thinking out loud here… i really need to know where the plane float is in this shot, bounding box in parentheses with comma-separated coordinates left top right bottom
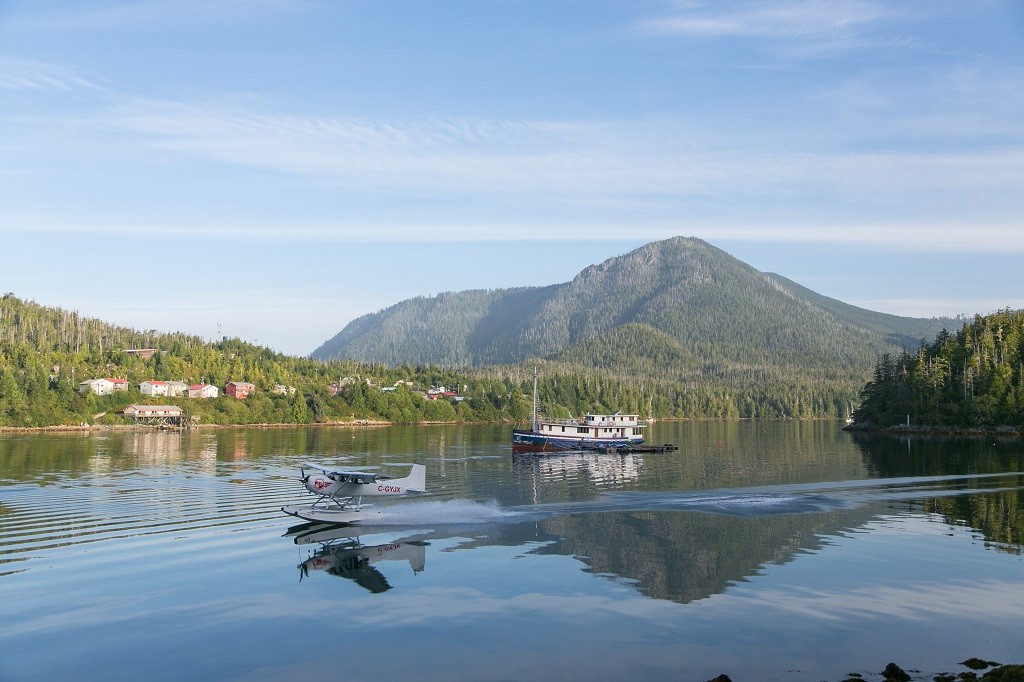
(281, 462, 427, 524)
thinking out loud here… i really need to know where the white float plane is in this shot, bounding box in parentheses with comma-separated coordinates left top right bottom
(281, 462, 427, 524)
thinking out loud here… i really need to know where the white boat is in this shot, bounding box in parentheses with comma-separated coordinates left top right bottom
(512, 369, 646, 452)
(512, 412, 647, 452)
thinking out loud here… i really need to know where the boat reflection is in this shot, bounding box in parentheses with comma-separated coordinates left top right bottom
(285, 522, 428, 593)
(512, 451, 643, 484)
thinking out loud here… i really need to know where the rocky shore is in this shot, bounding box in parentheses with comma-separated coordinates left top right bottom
(709, 659, 1024, 681)
(844, 421, 1023, 438)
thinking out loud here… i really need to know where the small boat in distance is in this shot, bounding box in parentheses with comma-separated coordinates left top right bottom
(512, 369, 646, 453)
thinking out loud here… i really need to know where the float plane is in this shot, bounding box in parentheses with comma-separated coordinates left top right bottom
(281, 462, 427, 524)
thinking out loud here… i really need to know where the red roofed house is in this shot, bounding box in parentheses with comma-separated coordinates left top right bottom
(188, 384, 219, 399)
(425, 385, 458, 400)
(225, 381, 255, 399)
(140, 380, 168, 397)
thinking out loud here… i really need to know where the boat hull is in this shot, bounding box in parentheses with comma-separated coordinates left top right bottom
(512, 428, 643, 453)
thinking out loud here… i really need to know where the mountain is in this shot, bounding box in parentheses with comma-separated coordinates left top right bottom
(312, 237, 961, 382)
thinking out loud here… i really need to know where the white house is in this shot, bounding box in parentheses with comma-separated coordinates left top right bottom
(188, 384, 219, 399)
(79, 378, 114, 395)
(166, 381, 189, 397)
(140, 380, 169, 397)
(78, 378, 129, 396)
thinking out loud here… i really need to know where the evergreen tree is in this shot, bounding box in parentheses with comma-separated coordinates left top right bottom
(854, 309, 1023, 429)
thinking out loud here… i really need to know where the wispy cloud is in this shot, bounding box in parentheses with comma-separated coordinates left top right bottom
(848, 298, 1024, 319)
(638, 0, 893, 43)
(810, 63, 1024, 142)
(99, 97, 1024, 205)
(1, 2, 1020, 258)
(104, 98, 704, 194)
(693, 223, 1024, 254)
(1, 0, 311, 32)
(4, 217, 1022, 256)
(0, 57, 103, 92)
(0, 87, 1020, 254)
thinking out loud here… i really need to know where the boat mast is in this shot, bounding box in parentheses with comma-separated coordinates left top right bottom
(531, 366, 538, 432)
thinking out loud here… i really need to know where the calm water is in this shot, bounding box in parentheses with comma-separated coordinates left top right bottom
(1, 422, 1023, 681)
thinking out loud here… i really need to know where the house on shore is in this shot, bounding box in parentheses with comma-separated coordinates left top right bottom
(425, 385, 459, 400)
(225, 381, 255, 399)
(188, 384, 219, 399)
(167, 380, 189, 397)
(140, 380, 192, 397)
(140, 380, 169, 397)
(123, 404, 183, 426)
(78, 378, 130, 396)
(123, 348, 159, 360)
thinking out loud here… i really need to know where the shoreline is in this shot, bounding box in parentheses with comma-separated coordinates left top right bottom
(844, 423, 1023, 438)
(0, 415, 797, 434)
(0, 419, 395, 434)
(4, 416, 1021, 437)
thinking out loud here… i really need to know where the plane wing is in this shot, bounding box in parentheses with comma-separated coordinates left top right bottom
(303, 463, 379, 478)
(302, 463, 404, 483)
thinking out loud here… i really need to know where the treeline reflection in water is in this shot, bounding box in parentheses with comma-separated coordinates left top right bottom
(853, 431, 1024, 555)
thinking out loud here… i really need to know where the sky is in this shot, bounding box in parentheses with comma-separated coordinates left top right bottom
(1, 1, 1022, 356)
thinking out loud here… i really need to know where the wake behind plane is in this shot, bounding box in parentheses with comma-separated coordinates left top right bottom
(281, 462, 427, 524)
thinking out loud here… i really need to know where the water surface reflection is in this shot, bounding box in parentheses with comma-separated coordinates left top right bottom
(2, 423, 1024, 681)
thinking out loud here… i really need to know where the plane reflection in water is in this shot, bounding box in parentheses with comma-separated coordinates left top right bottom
(285, 522, 428, 593)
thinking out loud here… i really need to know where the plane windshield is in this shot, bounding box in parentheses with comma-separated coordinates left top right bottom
(325, 470, 378, 484)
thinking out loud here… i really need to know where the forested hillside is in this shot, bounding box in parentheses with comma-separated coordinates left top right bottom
(1, 292, 859, 428)
(852, 308, 1024, 430)
(0, 293, 515, 427)
(312, 237, 962, 415)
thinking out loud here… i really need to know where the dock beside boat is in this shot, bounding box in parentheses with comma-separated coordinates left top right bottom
(590, 443, 678, 454)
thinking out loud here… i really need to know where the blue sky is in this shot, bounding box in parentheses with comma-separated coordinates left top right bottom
(1, 1, 1022, 355)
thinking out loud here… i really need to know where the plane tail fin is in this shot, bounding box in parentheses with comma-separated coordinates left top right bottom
(394, 463, 427, 493)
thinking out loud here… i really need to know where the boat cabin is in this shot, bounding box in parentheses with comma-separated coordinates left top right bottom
(535, 411, 645, 440)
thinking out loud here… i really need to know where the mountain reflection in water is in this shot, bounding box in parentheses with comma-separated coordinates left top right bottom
(282, 469, 1024, 604)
